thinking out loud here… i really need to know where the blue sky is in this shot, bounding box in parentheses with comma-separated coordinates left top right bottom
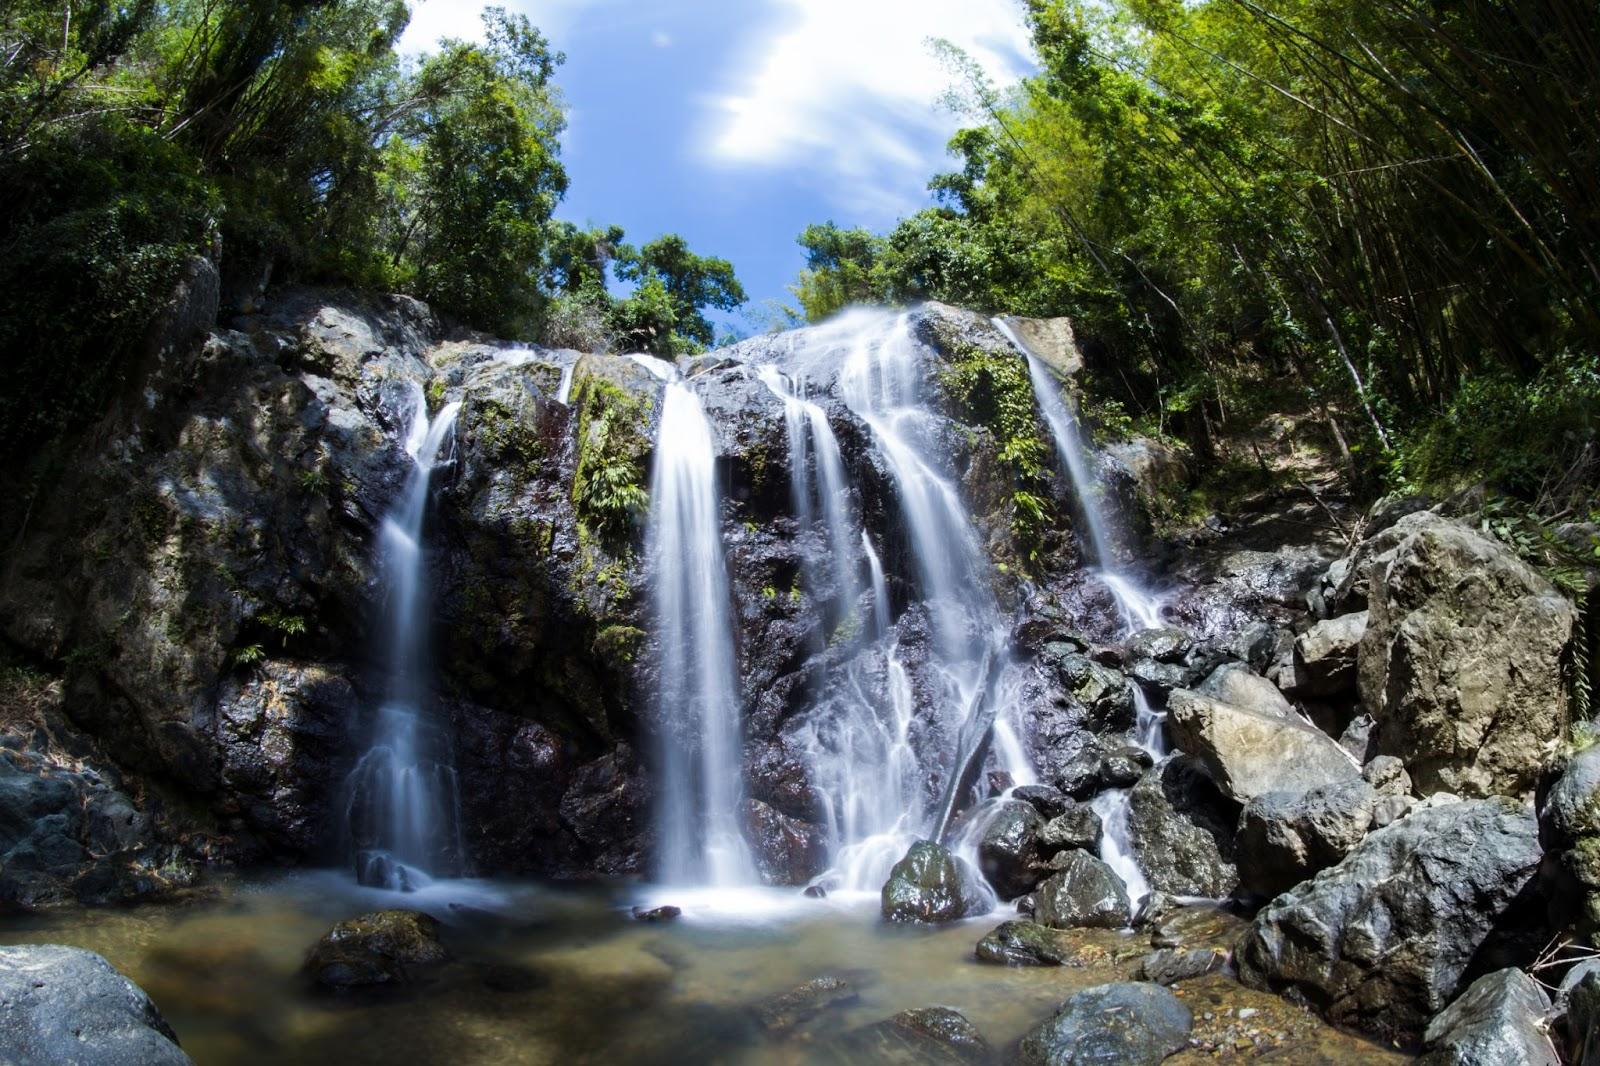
(399, 0, 1035, 334)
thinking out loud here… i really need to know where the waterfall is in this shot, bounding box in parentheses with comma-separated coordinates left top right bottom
(749, 311, 1034, 896)
(647, 375, 757, 887)
(344, 383, 464, 891)
(757, 366, 861, 628)
(992, 317, 1176, 914)
(993, 318, 1164, 631)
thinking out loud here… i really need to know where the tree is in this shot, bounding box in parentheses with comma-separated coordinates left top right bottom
(615, 234, 744, 349)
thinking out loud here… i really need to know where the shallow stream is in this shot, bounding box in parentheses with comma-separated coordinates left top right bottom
(1, 873, 1408, 1064)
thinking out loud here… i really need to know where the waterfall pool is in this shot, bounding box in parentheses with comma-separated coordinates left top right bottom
(0, 872, 1407, 1064)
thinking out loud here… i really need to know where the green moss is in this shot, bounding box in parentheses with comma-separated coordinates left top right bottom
(937, 344, 1053, 567)
(474, 395, 543, 469)
(592, 624, 645, 664)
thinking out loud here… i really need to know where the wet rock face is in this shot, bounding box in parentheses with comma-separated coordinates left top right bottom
(743, 798, 827, 886)
(304, 909, 451, 989)
(1359, 519, 1576, 798)
(1018, 981, 1193, 1066)
(1033, 851, 1130, 929)
(0, 944, 193, 1065)
(1418, 968, 1558, 1066)
(881, 840, 990, 923)
(211, 661, 358, 859)
(829, 1006, 992, 1065)
(1237, 798, 1544, 1044)
(1126, 757, 1239, 898)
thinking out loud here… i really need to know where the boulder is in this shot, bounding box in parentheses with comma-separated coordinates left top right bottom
(1018, 982, 1193, 1066)
(1237, 798, 1544, 1043)
(304, 910, 451, 989)
(974, 919, 1070, 966)
(1135, 947, 1230, 986)
(1289, 612, 1367, 696)
(976, 800, 1045, 899)
(1011, 784, 1072, 819)
(0, 944, 192, 1065)
(1359, 519, 1576, 797)
(1196, 661, 1293, 718)
(1126, 757, 1239, 898)
(1417, 968, 1558, 1065)
(1540, 744, 1600, 932)
(1168, 687, 1359, 804)
(1033, 851, 1130, 929)
(1235, 779, 1380, 898)
(1567, 972, 1600, 1065)
(881, 840, 989, 923)
(1362, 754, 1413, 798)
(1098, 746, 1150, 788)
(1038, 802, 1103, 854)
(1338, 713, 1379, 764)
(1322, 509, 1451, 615)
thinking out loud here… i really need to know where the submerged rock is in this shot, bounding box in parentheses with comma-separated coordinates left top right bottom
(881, 840, 989, 923)
(1169, 686, 1359, 804)
(1033, 851, 1130, 930)
(974, 919, 1070, 966)
(756, 975, 859, 1033)
(0, 944, 192, 1065)
(1018, 981, 1193, 1066)
(976, 800, 1045, 899)
(1359, 518, 1576, 798)
(1418, 968, 1557, 1066)
(830, 1006, 991, 1064)
(304, 910, 451, 989)
(1236, 798, 1543, 1043)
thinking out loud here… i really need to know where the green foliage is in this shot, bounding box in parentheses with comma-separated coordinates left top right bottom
(938, 344, 1054, 565)
(614, 234, 745, 353)
(571, 379, 649, 542)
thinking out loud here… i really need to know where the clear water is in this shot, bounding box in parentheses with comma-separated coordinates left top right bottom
(0, 875, 1406, 1066)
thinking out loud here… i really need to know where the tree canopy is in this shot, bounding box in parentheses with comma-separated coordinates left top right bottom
(0, 1, 744, 452)
(790, 0, 1600, 510)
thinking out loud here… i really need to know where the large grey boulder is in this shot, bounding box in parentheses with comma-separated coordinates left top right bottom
(1359, 519, 1576, 798)
(0, 944, 192, 1065)
(1321, 510, 1451, 615)
(1018, 982, 1192, 1065)
(1033, 851, 1130, 929)
(1235, 779, 1380, 898)
(881, 840, 990, 923)
(1168, 687, 1358, 804)
(1417, 968, 1558, 1065)
(1127, 757, 1238, 898)
(1196, 661, 1293, 718)
(1237, 798, 1543, 1043)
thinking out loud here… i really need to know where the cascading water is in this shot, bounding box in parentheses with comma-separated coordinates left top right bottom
(994, 316, 1170, 913)
(344, 383, 464, 892)
(752, 311, 1034, 896)
(647, 372, 757, 887)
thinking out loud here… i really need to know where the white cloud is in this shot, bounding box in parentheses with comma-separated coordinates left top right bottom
(704, 0, 1034, 219)
(397, 0, 602, 54)
(652, 30, 674, 49)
